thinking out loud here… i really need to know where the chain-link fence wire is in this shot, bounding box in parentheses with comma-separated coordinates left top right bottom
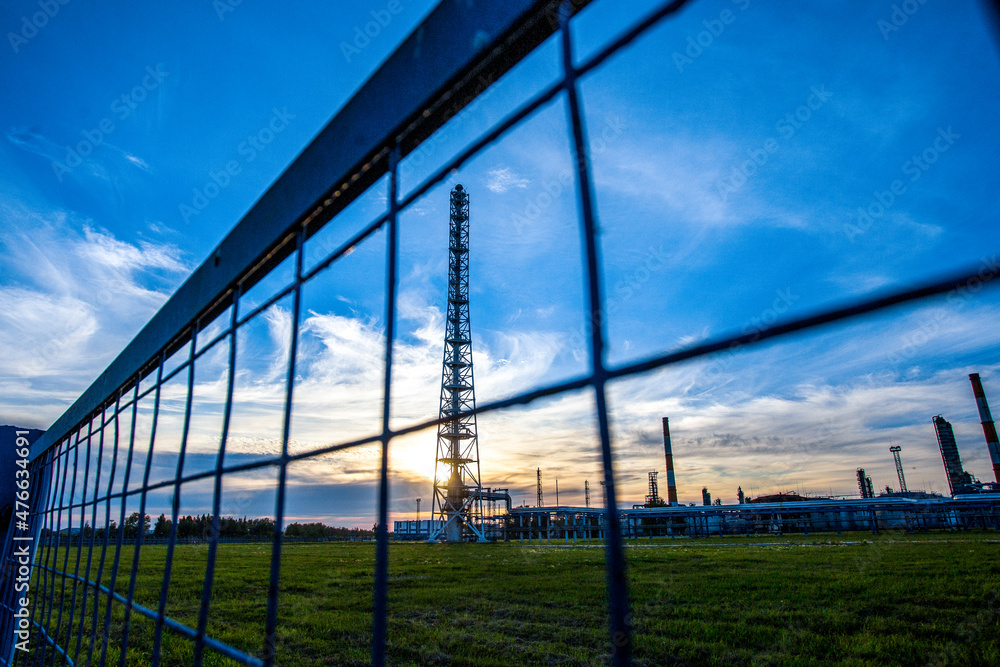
(4, 0, 1000, 665)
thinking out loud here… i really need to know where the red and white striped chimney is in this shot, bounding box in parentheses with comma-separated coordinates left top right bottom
(663, 417, 678, 505)
(969, 373, 1000, 483)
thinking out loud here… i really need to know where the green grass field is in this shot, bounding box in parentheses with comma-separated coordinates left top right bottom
(27, 532, 1000, 666)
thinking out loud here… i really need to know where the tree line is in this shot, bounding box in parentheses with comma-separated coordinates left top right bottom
(44, 512, 375, 540)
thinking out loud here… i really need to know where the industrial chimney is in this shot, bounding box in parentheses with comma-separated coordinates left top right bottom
(662, 417, 678, 505)
(969, 373, 1000, 483)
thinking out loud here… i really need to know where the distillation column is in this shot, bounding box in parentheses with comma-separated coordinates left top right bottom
(933, 416, 973, 496)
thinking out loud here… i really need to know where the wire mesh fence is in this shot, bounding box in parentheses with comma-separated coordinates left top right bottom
(3, 0, 999, 665)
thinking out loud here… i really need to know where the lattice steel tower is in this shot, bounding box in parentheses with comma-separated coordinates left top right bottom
(429, 185, 485, 542)
(890, 445, 907, 493)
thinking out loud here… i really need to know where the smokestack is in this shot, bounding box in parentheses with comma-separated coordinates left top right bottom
(662, 417, 678, 505)
(969, 373, 1000, 483)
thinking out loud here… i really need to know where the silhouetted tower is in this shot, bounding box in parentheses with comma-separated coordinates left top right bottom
(430, 185, 485, 542)
(933, 415, 975, 495)
(645, 471, 662, 507)
(416, 498, 421, 523)
(737, 486, 745, 504)
(701, 487, 711, 506)
(584, 480, 590, 508)
(536, 468, 543, 507)
(969, 373, 1000, 482)
(889, 446, 907, 493)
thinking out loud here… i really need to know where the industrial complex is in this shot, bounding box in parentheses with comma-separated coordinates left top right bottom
(394, 186, 1000, 541)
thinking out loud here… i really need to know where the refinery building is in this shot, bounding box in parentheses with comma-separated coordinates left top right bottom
(394, 187, 1000, 542)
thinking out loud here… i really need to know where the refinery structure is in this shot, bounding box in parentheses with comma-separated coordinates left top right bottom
(427, 184, 486, 542)
(395, 187, 1000, 541)
(424, 185, 511, 542)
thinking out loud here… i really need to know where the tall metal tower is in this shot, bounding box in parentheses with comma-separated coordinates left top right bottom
(645, 471, 662, 507)
(536, 468, 543, 507)
(429, 185, 485, 542)
(584, 480, 590, 509)
(889, 446, 907, 493)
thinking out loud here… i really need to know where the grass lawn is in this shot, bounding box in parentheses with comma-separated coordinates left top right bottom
(24, 532, 1000, 666)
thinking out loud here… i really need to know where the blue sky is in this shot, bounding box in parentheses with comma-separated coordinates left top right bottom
(3, 0, 1000, 527)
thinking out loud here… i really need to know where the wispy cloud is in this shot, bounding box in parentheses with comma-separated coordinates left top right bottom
(119, 149, 152, 173)
(6, 126, 153, 182)
(485, 166, 529, 193)
(5, 127, 62, 162)
(0, 199, 190, 427)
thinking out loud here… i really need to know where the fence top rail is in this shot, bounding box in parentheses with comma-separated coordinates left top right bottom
(31, 0, 586, 462)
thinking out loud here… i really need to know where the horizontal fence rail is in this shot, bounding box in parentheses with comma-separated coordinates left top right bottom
(4, 0, 1000, 666)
